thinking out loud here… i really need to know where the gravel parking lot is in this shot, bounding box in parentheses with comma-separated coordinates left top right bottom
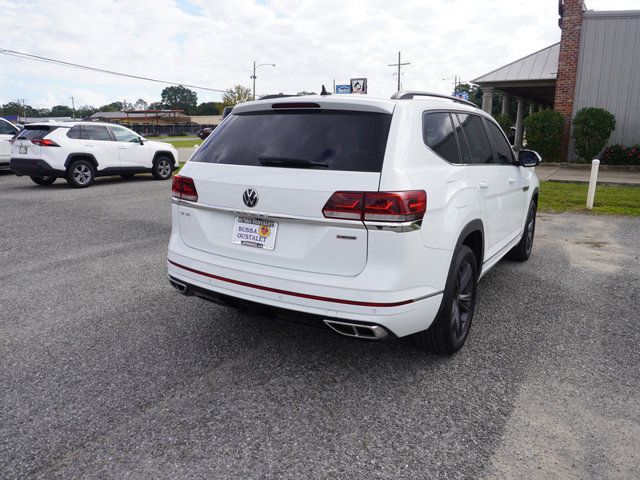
(1, 173, 639, 479)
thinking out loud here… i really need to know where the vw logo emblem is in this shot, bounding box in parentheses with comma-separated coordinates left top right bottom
(243, 188, 259, 208)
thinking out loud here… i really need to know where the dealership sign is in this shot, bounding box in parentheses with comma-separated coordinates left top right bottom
(350, 78, 367, 94)
(335, 84, 351, 94)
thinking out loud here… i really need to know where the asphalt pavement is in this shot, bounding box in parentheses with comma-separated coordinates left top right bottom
(1, 172, 638, 479)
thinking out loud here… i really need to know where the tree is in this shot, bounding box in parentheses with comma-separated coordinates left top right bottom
(0, 101, 24, 116)
(222, 85, 252, 107)
(76, 105, 97, 118)
(134, 98, 149, 110)
(160, 85, 198, 114)
(572, 107, 616, 161)
(453, 83, 482, 108)
(196, 101, 223, 115)
(492, 114, 512, 134)
(149, 101, 164, 110)
(97, 101, 130, 112)
(50, 105, 73, 117)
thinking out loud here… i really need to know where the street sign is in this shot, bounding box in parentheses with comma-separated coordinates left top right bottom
(335, 84, 351, 94)
(350, 78, 367, 94)
(453, 91, 469, 101)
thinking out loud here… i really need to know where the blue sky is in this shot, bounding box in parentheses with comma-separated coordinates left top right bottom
(0, 0, 638, 109)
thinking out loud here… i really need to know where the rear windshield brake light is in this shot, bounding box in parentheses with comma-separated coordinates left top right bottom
(323, 191, 427, 222)
(272, 102, 321, 109)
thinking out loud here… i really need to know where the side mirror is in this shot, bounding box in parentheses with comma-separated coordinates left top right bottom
(138, 137, 145, 145)
(518, 149, 541, 167)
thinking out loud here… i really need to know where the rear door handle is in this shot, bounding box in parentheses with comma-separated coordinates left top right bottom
(508, 178, 515, 184)
(118, 146, 127, 150)
(478, 182, 489, 189)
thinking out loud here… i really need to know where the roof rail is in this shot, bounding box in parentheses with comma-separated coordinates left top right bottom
(391, 91, 480, 109)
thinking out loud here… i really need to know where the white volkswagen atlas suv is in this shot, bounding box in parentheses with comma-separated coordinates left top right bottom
(10, 121, 178, 187)
(167, 92, 540, 354)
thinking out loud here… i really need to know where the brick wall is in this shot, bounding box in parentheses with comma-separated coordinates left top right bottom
(554, 0, 585, 161)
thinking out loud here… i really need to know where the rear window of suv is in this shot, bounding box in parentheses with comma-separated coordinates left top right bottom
(189, 110, 392, 172)
(17, 125, 58, 140)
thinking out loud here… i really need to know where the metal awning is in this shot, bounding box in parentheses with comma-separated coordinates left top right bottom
(472, 43, 559, 105)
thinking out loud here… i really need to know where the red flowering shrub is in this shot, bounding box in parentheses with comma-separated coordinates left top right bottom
(601, 144, 640, 165)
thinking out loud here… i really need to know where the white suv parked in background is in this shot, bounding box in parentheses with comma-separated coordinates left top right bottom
(0, 117, 20, 171)
(167, 92, 540, 354)
(10, 121, 178, 187)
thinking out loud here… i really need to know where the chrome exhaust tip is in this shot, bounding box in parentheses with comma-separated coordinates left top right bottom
(169, 277, 188, 294)
(323, 320, 389, 340)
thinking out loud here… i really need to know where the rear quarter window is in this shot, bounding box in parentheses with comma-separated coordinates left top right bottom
(423, 112, 460, 164)
(189, 110, 393, 172)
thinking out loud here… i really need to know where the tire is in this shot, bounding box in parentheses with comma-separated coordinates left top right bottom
(30, 176, 56, 186)
(507, 200, 537, 261)
(66, 160, 95, 188)
(152, 156, 173, 180)
(414, 245, 478, 355)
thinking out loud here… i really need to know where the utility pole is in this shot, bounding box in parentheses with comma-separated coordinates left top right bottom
(251, 61, 276, 100)
(70, 96, 75, 120)
(389, 51, 410, 92)
(17, 99, 26, 123)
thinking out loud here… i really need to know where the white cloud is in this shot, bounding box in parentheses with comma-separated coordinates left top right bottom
(0, 0, 638, 108)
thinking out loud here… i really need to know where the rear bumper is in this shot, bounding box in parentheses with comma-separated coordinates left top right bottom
(168, 275, 395, 337)
(167, 254, 444, 338)
(10, 158, 65, 177)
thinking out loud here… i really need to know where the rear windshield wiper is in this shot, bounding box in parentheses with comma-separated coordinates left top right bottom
(258, 156, 329, 169)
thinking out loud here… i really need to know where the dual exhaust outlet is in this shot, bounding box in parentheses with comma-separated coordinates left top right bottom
(169, 277, 389, 340)
(323, 319, 389, 340)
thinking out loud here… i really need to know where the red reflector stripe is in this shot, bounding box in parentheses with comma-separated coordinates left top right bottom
(168, 260, 414, 307)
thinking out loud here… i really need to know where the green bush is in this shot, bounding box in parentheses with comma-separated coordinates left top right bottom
(601, 144, 640, 165)
(522, 109, 564, 162)
(492, 114, 512, 135)
(572, 107, 616, 161)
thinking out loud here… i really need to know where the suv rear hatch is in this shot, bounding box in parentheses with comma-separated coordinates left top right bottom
(13, 125, 59, 158)
(177, 99, 394, 277)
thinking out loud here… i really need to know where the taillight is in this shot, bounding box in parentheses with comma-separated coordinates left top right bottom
(321, 192, 364, 220)
(323, 190, 426, 222)
(31, 139, 60, 147)
(172, 175, 198, 202)
(364, 191, 427, 221)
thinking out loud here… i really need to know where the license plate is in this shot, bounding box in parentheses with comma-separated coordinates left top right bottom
(232, 217, 278, 250)
(19, 146, 27, 154)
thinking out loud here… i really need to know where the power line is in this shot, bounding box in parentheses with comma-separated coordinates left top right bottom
(0, 48, 226, 93)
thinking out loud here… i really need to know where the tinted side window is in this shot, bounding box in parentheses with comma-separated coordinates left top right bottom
(83, 125, 112, 141)
(110, 126, 139, 142)
(452, 114, 473, 164)
(0, 121, 17, 135)
(456, 114, 493, 164)
(423, 112, 460, 164)
(484, 119, 514, 165)
(67, 125, 84, 139)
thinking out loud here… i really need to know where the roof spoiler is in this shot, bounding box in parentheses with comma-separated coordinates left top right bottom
(391, 91, 479, 109)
